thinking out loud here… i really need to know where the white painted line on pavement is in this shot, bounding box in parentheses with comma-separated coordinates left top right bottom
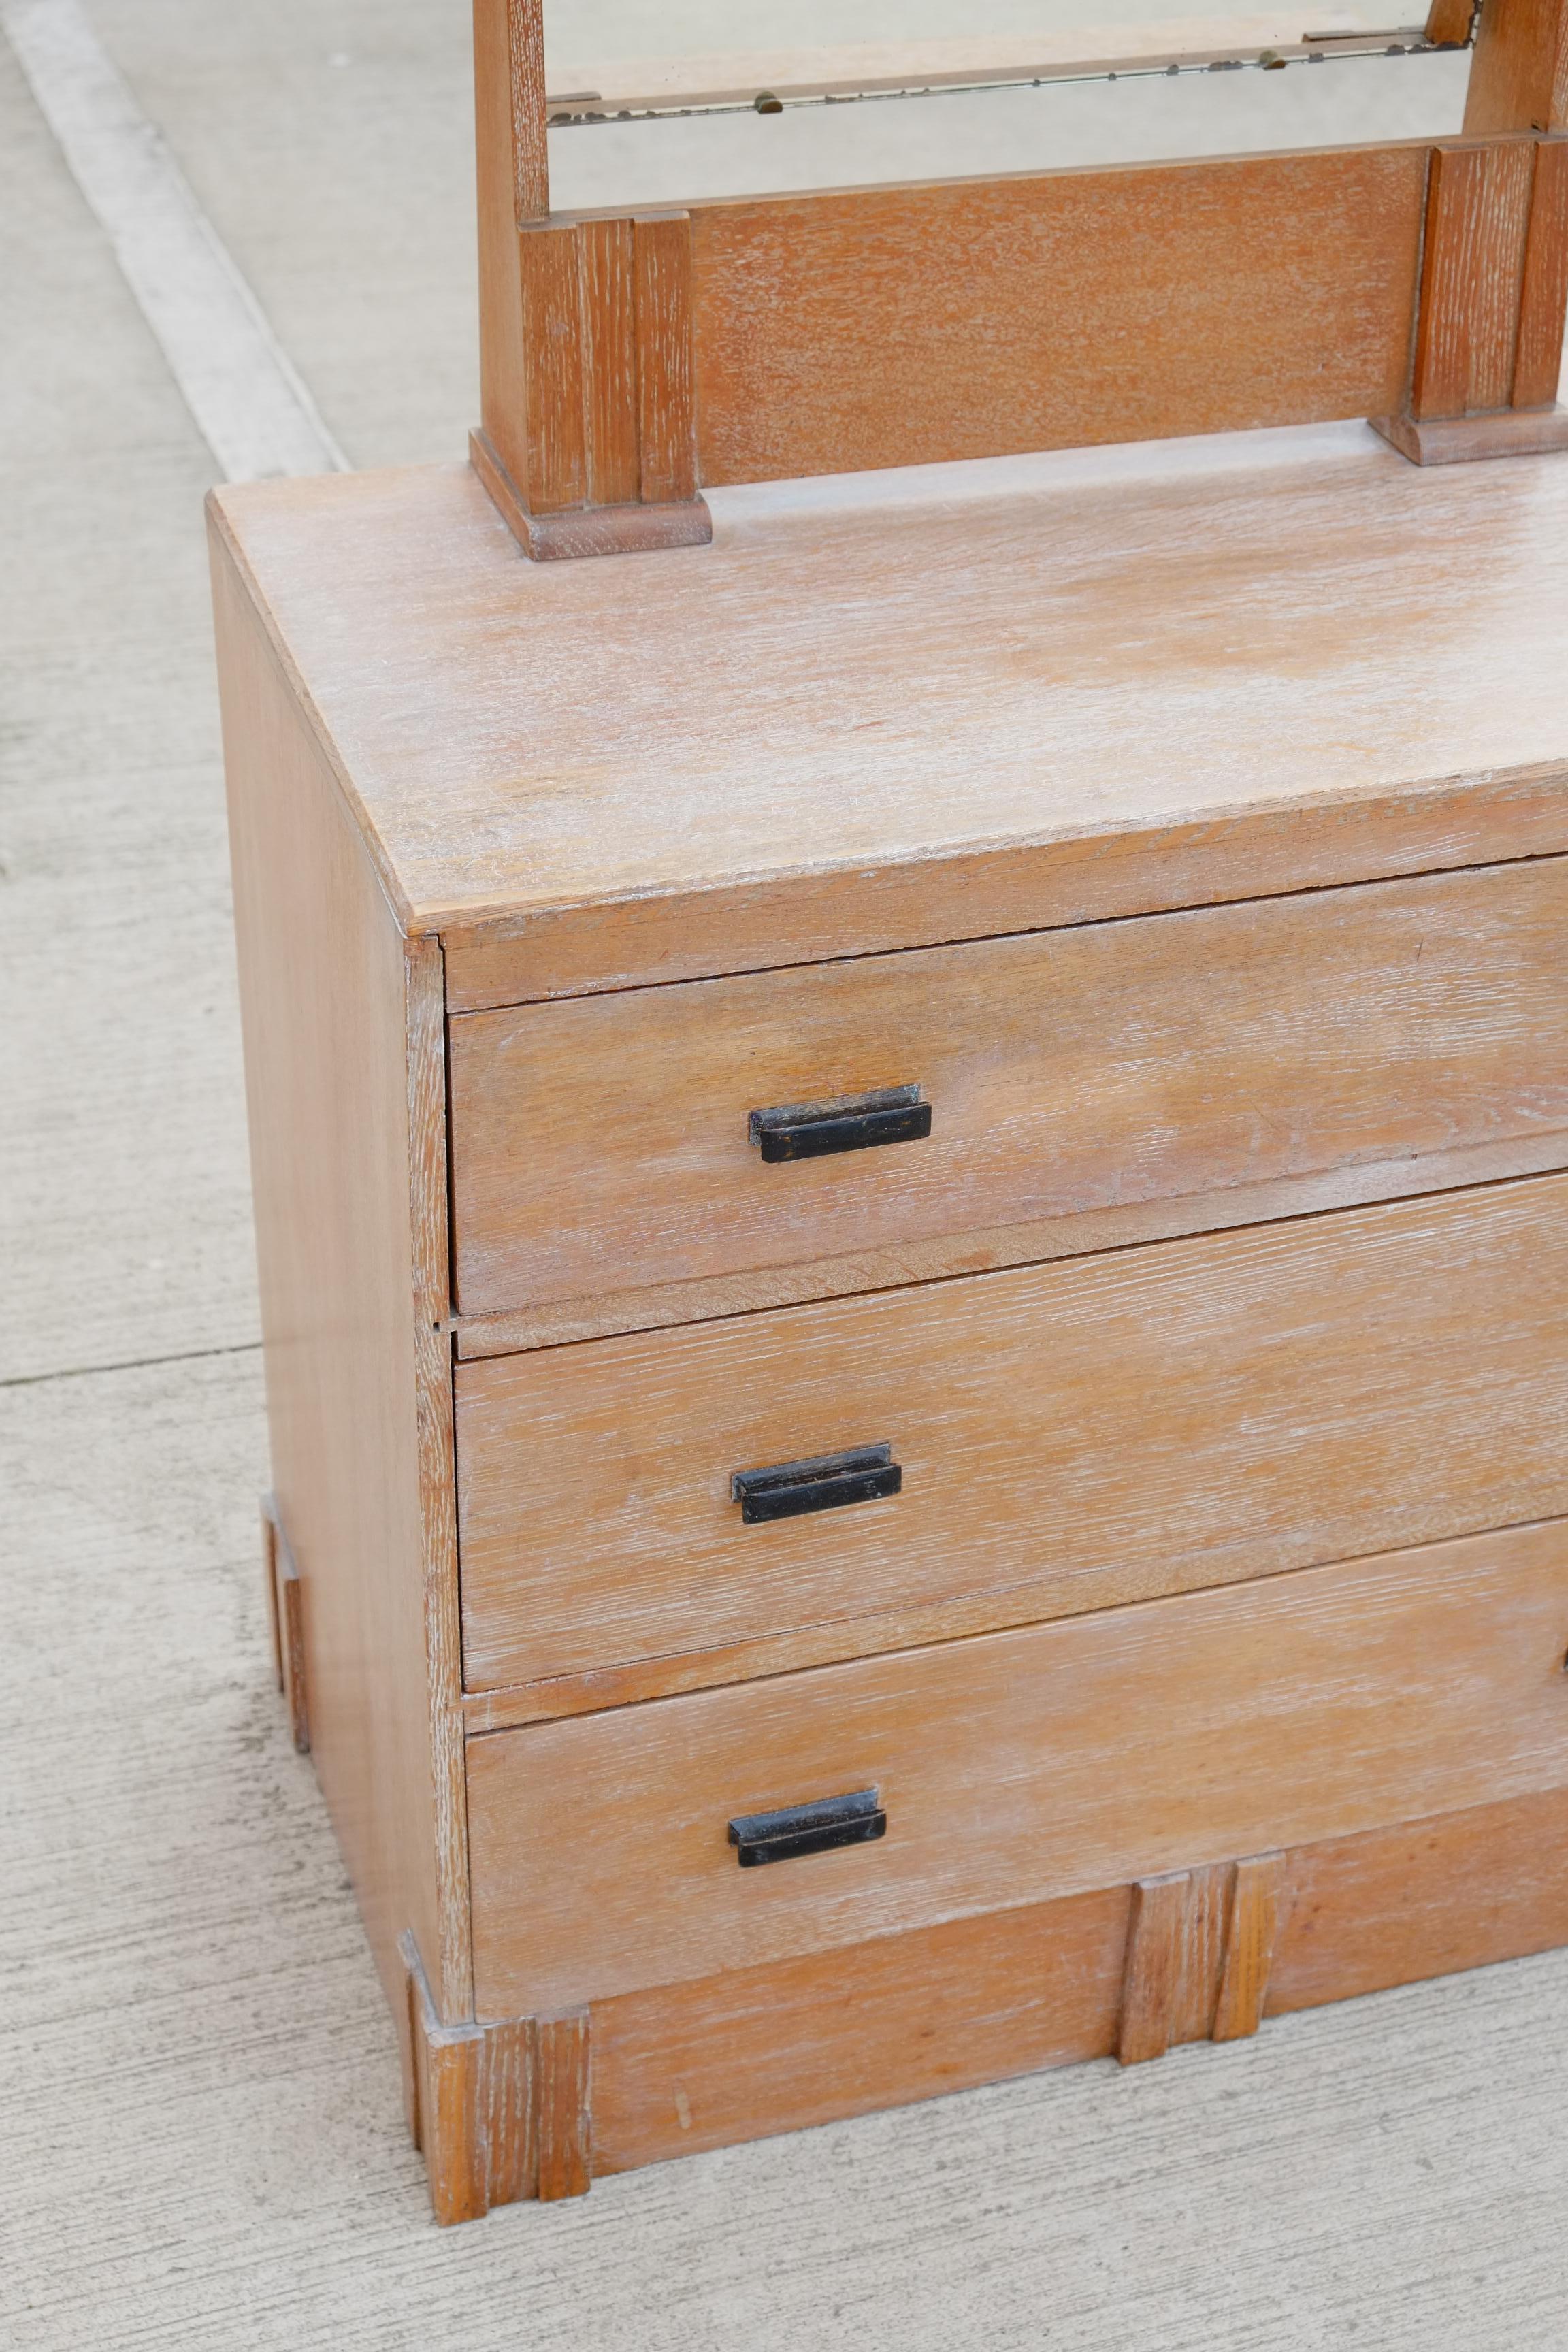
(1, 0, 349, 480)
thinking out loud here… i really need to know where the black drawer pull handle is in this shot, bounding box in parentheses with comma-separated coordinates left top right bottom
(749, 1084, 932, 1163)
(729, 1787, 886, 1867)
(732, 1442, 900, 1524)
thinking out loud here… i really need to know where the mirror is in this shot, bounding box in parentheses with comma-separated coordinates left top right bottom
(541, 4, 1473, 212)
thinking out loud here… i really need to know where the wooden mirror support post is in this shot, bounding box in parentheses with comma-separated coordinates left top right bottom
(471, 0, 1568, 561)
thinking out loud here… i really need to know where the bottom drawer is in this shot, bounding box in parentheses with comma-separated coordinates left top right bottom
(467, 1517, 1568, 2014)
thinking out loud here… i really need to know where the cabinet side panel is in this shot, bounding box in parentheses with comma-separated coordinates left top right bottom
(210, 523, 471, 2021)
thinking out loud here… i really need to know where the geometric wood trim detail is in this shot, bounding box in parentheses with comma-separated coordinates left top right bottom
(260, 1491, 309, 1754)
(1116, 1873, 1194, 2063)
(408, 1785, 1568, 2219)
(1514, 135, 1568, 402)
(472, 210, 712, 561)
(1411, 138, 1537, 420)
(1117, 1855, 1284, 2063)
(400, 1936, 590, 2224)
(1376, 128, 1568, 457)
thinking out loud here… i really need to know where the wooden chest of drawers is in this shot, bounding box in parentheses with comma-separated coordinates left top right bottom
(212, 438, 1568, 2223)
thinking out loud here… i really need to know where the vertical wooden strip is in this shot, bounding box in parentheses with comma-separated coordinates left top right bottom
(474, 0, 530, 491)
(260, 1494, 283, 1690)
(1412, 140, 1535, 417)
(1465, 0, 1568, 135)
(1213, 1852, 1286, 2042)
(1469, 138, 1537, 406)
(267, 1503, 310, 1755)
(1169, 1861, 1232, 2046)
(402, 1965, 424, 2149)
(482, 2017, 538, 2207)
(635, 212, 698, 504)
(536, 2010, 593, 2199)
(506, 0, 549, 219)
(520, 222, 587, 512)
(278, 1561, 310, 1756)
(402, 1936, 489, 2225)
(581, 219, 640, 508)
(1117, 1874, 1188, 2065)
(1413, 146, 1478, 414)
(1514, 135, 1568, 402)
(406, 938, 474, 2024)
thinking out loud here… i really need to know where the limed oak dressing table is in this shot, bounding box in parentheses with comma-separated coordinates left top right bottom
(214, 0, 1568, 2223)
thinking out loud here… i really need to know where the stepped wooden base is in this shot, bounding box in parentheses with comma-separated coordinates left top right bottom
(402, 1782, 1568, 2225)
(469, 431, 712, 561)
(1371, 405, 1568, 466)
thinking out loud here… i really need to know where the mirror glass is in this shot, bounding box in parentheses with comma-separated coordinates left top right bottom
(542, 4, 1472, 212)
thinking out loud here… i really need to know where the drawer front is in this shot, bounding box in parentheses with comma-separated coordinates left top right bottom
(447, 858, 1568, 1319)
(466, 1519, 1568, 2011)
(455, 1174, 1568, 1695)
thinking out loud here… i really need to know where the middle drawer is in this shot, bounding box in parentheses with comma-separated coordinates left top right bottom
(455, 1172, 1568, 1699)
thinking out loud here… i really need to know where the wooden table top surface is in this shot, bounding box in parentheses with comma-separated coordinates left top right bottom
(210, 427, 1568, 944)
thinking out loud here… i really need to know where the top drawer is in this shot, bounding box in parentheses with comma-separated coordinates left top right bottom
(448, 858, 1568, 1322)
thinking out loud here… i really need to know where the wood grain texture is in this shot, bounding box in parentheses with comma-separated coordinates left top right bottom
(455, 1128, 1568, 1370)
(1426, 0, 1477, 42)
(1411, 138, 1535, 419)
(685, 145, 1427, 485)
(1118, 1859, 1279, 2060)
(1514, 134, 1568, 403)
(1268, 1782, 1568, 2013)
(536, 2012, 593, 2201)
(585, 1784, 1568, 2180)
(518, 220, 586, 514)
(208, 457, 1568, 970)
(473, 0, 530, 498)
(466, 1516, 1568, 2012)
(482, 2014, 536, 2208)
(211, 517, 472, 2024)
(634, 212, 698, 505)
(402, 1934, 538, 2222)
(406, 1938, 488, 2225)
(456, 1176, 1568, 1696)
(1117, 1877, 1190, 2065)
(580, 216, 638, 509)
(477, 210, 711, 548)
(405, 938, 471, 2017)
(1213, 1854, 1286, 2042)
(1465, 0, 1568, 133)
(592, 1884, 1130, 2175)
(448, 858, 1568, 1322)
(505, 0, 547, 220)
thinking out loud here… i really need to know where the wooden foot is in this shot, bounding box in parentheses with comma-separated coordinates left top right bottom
(1117, 1851, 1284, 2064)
(260, 1494, 309, 1753)
(401, 1936, 591, 2224)
(470, 430, 712, 561)
(1370, 404, 1568, 466)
